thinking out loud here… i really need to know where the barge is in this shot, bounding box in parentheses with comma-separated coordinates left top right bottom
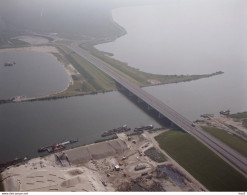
(101, 125, 131, 137)
(38, 138, 78, 153)
(220, 110, 230, 116)
(134, 125, 153, 132)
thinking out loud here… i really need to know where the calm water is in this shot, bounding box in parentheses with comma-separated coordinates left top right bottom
(0, 51, 69, 99)
(1, 0, 247, 163)
(0, 92, 161, 162)
(96, 0, 247, 117)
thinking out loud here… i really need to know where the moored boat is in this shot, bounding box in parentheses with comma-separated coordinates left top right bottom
(101, 125, 131, 137)
(134, 125, 153, 132)
(38, 138, 78, 153)
(220, 110, 230, 115)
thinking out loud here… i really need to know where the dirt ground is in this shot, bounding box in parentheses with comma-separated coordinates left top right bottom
(1, 129, 206, 192)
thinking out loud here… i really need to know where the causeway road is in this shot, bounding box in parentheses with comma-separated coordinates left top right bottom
(68, 44, 247, 178)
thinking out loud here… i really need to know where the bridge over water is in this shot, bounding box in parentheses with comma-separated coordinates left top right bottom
(68, 44, 247, 178)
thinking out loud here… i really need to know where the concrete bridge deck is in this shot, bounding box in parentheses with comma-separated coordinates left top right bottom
(68, 44, 247, 178)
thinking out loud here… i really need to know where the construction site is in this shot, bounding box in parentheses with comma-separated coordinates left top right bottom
(1, 129, 205, 192)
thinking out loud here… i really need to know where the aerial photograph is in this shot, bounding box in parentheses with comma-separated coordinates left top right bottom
(0, 0, 247, 193)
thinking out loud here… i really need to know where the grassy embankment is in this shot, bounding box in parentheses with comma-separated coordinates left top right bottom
(229, 112, 247, 129)
(47, 45, 117, 98)
(155, 130, 247, 191)
(81, 44, 224, 87)
(201, 126, 247, 157)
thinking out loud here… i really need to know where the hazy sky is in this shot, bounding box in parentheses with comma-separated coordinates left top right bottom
(0, 0, 164, 37)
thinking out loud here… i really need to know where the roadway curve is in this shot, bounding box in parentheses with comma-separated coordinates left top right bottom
(68, 44, 247, 178)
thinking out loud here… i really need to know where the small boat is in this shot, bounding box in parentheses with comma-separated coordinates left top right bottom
(4, 62, 13, 66)
(4, 61, 16, 66)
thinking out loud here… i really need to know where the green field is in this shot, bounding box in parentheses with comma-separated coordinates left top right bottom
(201, 126, 247, 157)
(155, 130, 247, 191)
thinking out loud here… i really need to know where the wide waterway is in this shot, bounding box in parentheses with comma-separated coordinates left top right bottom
(0, 92, 161, 163)
(96, 0, 247, 118)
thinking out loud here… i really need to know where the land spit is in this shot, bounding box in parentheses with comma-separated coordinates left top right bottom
(0, 130, 205, 192)
(0, 44, 224, 105)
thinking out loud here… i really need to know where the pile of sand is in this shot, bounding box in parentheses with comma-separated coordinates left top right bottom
(65, 139, 128, 165)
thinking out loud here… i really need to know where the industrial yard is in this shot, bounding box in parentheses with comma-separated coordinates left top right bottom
(0, 129, 204, 192)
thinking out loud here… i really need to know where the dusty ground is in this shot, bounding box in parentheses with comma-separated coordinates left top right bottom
(1, 129, 206, 192)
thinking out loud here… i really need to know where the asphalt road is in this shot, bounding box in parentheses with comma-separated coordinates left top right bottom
(68, 44, 247, 178)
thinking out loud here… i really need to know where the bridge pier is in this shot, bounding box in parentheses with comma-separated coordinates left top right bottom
(158, 112, 164, 119)
(128, 91, 133, 96)
(116, 83, 126, 91)
(137, 97, 143, 103)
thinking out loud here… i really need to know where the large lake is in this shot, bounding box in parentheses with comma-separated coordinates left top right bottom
(96, 0, 247, 118)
